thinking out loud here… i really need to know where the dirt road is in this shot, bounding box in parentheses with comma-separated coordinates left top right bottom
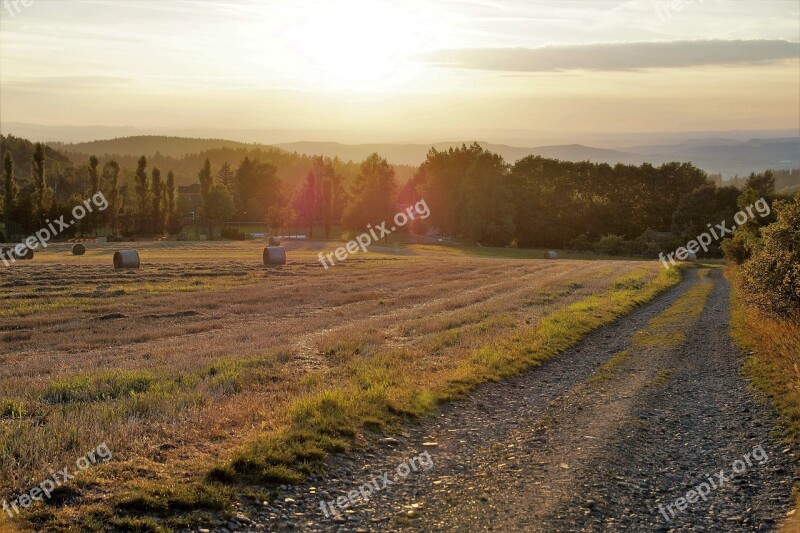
(254, 269, 796, 532)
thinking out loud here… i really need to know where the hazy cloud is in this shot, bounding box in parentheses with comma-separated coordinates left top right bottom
(421, 40, 800, 72)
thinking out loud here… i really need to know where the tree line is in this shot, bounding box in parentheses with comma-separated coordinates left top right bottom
(1, 138, 793, 257)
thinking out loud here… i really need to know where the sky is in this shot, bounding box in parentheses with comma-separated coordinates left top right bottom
(0, 0, 799, 145)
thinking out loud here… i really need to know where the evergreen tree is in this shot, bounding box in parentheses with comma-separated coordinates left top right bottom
(103, 160, 120, 234)
(296, 172, 318, 238)
(87, 155, 100, 234)
(343, 153, 397, 238)
(3, 151, 16, 241)
(31, 143, 47, 224)
(151, 167, 164, 235)
(217, 162, 236, 194)
(321, 178, 333, 239)
(134, 156, 149, 235)
(166, 170, 179, 235)
(198, 158, 213, 237)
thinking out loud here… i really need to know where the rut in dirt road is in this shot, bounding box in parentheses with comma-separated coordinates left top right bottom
(256, 269, 796, 532)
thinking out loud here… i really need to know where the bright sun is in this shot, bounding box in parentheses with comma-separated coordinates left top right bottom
(289, 0, 424, 90)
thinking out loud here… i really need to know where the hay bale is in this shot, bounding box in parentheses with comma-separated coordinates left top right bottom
(72, 244, 86, 256)
(543, 250, 558, 259)
(263, 246, 286, 266)
(113, 249, 140, 269)
(268, 236, 281, 246)
(3, 245, 34, 260)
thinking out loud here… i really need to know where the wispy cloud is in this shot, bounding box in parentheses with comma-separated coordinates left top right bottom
(421, 39, 800, 72)
(2, 76, 133, 90)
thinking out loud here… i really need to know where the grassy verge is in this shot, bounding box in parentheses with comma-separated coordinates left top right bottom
(12, 265, 687, 531)
(728, 268, 800, 531)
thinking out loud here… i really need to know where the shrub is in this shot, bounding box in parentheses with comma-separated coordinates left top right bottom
(722, 230, 759, 265)
(569, 233, 592, 252)
(220, 227, 246, 241)
(738, 193, 800, 319)
(595, 234, 626, 256)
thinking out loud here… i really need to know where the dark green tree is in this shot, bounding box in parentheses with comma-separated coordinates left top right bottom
(198, 158, 213, 237)
(296, 172, 318, 238)
(134, 156, 149, 235)
(3, 151, 16, 241)
(166, 170, 180, 235)
(744, 170, 775, 198)
(151, 167, 164, 235)
(87, 155, 100, 234)
(205, 184, 235, 237)
(321, 178, 333, 239)
(31, 143, 48, 224)
(216, 161, 236, 196)
(102, 160, 120, 234)
(343, 153, 397, 238)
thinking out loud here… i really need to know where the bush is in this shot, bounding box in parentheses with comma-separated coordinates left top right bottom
(721, 231, 758, 265)
(595, 234, 627, 256)
(569, 233, 592, 252)
(220, 227, 246, 241)
(738, 193, 800, 319)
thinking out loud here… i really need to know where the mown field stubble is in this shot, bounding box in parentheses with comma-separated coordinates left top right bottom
(0, 241, 683, 530)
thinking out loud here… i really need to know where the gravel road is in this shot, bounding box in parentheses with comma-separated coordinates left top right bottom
(240, 269, 796, 532)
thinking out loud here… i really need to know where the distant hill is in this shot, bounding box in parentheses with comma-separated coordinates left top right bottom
(52, 136, 276, 159)
(273, 141, 642, 167)
(54, 139, 418, 188)
(276, 138, 800, 177)
(0, 134, 73, 180)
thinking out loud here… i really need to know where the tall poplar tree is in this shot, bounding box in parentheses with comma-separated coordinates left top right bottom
(134, 156, 149, 235)
(3, 151, 16, 241)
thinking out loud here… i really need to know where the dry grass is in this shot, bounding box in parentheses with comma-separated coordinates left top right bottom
(0, 241, 683, 530)
(727, 268, 800, 530)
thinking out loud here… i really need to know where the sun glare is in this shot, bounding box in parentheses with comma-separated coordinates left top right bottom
(288, 0, 424, 90)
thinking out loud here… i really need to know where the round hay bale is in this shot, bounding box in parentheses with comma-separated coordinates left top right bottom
(543, 250, 558, 259)
(0, 246, 31, 261)
(263, 246, 286, 266)
(113, 249, 140, 269)
(72, 244, 86, 256)
(11, 246, 34, 260)
(268, 236, 281, 246)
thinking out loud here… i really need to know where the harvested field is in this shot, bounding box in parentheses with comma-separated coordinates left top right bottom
(0, 241, 675, 530)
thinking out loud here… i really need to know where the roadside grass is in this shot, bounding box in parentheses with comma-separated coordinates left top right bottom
(728, 268, 800, 531)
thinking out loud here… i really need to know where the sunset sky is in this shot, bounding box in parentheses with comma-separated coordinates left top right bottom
(0, 0, 798, 144)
